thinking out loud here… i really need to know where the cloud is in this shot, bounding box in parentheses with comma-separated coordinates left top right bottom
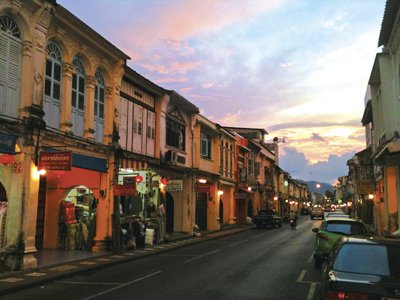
(311, 133, 327, 142)
(280, 147, 355, 184)
(219, 111, 242, 125)
(323, 13, 349, 31)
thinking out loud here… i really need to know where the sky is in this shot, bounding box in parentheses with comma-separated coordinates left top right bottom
(57, 0, 386, 185)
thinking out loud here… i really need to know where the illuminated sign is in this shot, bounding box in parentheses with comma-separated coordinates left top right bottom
(39, 151, 72, 170)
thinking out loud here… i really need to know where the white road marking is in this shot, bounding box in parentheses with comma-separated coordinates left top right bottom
(307, 282, 317, 300)
(229, 240, 248, 247)
(248, 232, 267, 239)
(58, 281, 122, 285)
(184, 250, 219, 263)
(81, 271, 162, 300)
(296, 270, 306, 282)
(308, 253, 314, 263)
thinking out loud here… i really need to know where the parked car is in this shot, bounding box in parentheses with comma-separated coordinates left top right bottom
(253, 209, 282, 229)
(324, 212, 350, 219)
(320, 236, 400, 299)
(300, 207, 310, 215)
(310, 207, 324, 220)
(312, 217, 370, 268)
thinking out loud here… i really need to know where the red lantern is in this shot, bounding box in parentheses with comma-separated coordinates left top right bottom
(0, 154, 15, 165)
(135, 175, 143, 183)
(160, 177, 169, 185)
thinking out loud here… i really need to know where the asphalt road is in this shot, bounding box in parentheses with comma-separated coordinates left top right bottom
(4, 216, 323, 300)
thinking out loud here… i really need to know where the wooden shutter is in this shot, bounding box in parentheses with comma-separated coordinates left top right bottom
(0, 35, 21, 117)
(119, 97, 128, 149)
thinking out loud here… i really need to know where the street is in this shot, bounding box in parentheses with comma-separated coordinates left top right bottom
(3, 216, 322, 300)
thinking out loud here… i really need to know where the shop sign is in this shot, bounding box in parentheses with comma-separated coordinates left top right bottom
(166, 179, 183, 192)
(39, 151, 72, 170)
(357, 180, 374, 194)
(114, 184, 136, 196)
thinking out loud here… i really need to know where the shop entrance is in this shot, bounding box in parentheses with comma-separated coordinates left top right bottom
(35, 176, 47, 250)
(238, 199, 246, 224)
(219, 199, 224, 224)
(0, 181, 7, 249)
(166, 192, 174, 233)
(195, 192, 207, 230)
(59, 185, 97, 251)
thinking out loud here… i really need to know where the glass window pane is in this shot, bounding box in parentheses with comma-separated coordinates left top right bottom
(45, 79, 51, 96)
(94, 103, 98, 116)
(78, 77, 85, 93)
(53, 83, 60, 100)
(78, 94, 84, 110)
(46, 60, 52, 77)
(99, 104, 104, 118)
(54, 63, 61, 81)
(95, 86, 98, 100)
(72, 74, 77, 90)
(100, 88, 104, 102)
(72, 91, 76, 107)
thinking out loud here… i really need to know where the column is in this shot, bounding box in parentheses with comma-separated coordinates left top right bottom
(60, 63, 74, 133)
(84, 75, 96, 140)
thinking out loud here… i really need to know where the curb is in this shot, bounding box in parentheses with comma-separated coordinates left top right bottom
(0, 226, 253, 296)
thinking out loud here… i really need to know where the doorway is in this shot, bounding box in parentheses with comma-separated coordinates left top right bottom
(219, 199, 224, 224)
(166, 192, 174, 233)
(35, 176, 47, 250)
(195, 192, 207, 230)
(0, 181, 7, 249)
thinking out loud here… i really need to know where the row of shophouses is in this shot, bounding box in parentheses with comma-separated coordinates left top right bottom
(0, 0, 308, 270)
(335, 0, 400, 236)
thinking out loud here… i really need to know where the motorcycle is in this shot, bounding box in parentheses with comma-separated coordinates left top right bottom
(289, 218, 297, 229)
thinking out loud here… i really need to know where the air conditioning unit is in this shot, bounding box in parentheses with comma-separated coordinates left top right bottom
(165, 150, 178, 163)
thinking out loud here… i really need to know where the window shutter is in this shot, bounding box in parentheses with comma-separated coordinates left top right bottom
(119, 98, 128, 149)
(0, 35, 21, 117)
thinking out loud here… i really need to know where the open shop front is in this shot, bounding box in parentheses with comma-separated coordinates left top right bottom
(113, 170, 167, 251)
(37, 151, 107, 252)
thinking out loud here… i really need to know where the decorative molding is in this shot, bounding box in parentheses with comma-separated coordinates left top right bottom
(62, 62, 75, 76)
(22, 41, 33, 57)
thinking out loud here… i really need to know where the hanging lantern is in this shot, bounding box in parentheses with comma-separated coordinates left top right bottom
(0, 154, 15, 165)
(160, 177, 169, 185)
(135, 175, 144, 183)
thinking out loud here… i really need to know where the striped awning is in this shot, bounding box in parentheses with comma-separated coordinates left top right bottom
(119, 158, 148, 170)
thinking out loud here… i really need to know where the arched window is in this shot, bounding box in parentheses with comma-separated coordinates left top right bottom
(71, 57, 86, 136)
(44, 41, 62, 128)
(94, 69, 105, 143)
(0, 15, 22, 117)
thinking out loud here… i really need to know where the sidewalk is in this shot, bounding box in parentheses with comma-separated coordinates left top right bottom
(0, 225, 253, 296)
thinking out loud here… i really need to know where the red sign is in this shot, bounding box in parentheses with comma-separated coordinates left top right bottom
(114, 184, 136, 196)
(39, 151, 72, 170)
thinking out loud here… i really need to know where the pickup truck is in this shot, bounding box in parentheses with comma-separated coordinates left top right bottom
(253, 209, 282, 229)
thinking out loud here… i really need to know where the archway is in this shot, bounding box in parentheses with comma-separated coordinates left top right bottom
(59, 185, 97, 251)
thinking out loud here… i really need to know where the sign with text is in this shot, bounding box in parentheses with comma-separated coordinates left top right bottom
(114, 184, 136, 196)
(166, 179, 183, 192)
(39, 151, 72, 170)
(357, 180, 375, 194)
